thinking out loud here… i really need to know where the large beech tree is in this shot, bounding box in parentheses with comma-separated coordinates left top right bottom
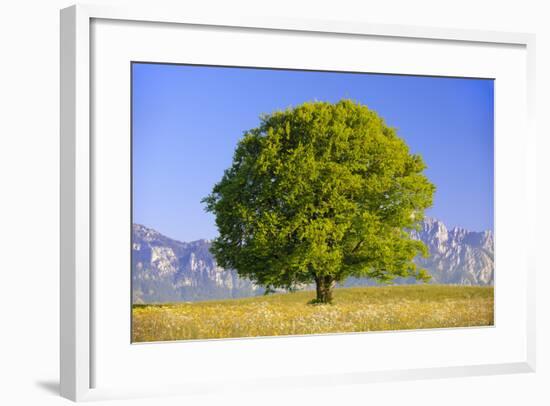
(203, 100, 435, 303)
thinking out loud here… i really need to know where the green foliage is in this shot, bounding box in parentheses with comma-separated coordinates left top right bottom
(203, 100, 435, 301)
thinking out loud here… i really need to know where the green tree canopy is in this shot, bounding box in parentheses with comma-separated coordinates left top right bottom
(203, 100, 435, 303)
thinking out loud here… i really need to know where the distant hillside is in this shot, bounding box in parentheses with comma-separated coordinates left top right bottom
(132, 225, 262, 303)
(132, 218, 494, 303)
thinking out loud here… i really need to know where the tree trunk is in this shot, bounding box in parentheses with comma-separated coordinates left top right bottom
(315, 276, 335, 304)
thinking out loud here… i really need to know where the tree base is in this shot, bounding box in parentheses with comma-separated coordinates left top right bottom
(314, 276, 335, 304)
(307, 298, 334, 305)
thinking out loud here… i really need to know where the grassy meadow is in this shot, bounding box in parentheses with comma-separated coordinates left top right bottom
(132, 284, 494, 342)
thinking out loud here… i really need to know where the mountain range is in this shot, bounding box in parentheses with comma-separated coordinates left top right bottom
(132, 218, 494, 304)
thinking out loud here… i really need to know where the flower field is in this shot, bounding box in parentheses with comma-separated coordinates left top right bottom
(132, 284, 494, 342)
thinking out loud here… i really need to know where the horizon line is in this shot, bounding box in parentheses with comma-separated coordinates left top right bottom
(132, 217, 494, 245)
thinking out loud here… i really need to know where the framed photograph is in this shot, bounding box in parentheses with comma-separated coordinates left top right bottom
(60, 4, 536, 402)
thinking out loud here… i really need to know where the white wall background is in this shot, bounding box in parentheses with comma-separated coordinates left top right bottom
(0, 0, 547, 405)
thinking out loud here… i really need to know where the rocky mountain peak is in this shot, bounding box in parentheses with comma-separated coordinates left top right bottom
(132, 218, 494, 303)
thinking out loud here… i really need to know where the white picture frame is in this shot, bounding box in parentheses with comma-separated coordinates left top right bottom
(60, 4, 536, 402)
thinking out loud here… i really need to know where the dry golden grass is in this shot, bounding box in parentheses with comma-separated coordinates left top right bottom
(132, 284, 494, 342)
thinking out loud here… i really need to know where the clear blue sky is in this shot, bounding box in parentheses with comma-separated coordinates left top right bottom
(132, 63, 494, 242)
